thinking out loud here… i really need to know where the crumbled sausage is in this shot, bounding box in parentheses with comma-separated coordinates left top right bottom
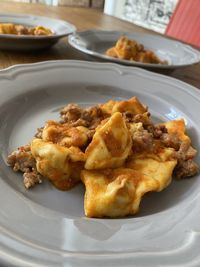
(125, 112, 151, 126)
(7, 145, 43, 189)
(160, 132, 180, 149)
(159, 133, 199, 179)
(174, 159, 199, 179)
(7, 145, 36, 172)
(176, 141, 197, 161)
(132, 129, 154, 153)
(60, 104, 107, 129)
(35, 127, 44, 138)
(147, 124, 168, 139)
(60, 104, 82, 123)
(23, 170, 43, 189)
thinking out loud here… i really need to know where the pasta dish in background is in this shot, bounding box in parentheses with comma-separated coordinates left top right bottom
(106, 36, 168, 64)
(0, 23, 53, 36)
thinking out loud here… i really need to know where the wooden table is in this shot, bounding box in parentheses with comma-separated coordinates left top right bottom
(0, 1, 200, 89)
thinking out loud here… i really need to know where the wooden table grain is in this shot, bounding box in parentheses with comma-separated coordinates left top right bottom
(0, 1, 200, 89)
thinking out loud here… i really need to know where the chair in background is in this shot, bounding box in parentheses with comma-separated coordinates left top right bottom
(165, 0, 200, 47)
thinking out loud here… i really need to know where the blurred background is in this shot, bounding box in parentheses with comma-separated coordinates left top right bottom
(4, 0, 178, 34)
(104, 0, 179, 34)
(3, 0, 200, 47)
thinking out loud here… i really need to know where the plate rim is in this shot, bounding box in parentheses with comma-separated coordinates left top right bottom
(1, 59, 200, 94)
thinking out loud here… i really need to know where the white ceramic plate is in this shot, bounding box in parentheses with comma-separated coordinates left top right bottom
(0, 60, 200, 267)
(68, 30, 200, 69)
(0, 13, 76, 50)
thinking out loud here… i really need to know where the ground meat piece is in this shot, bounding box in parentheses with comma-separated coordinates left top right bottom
(169, 138, 199, 179)
(7, 145, 36, 173)
(184, 146, 197, 160)
(160, 132, 180, 149)
(60, 104, 82, 123)
(153, 125, 168, 138)
(7, 145, 43, 189)
(23, 169, 43, 189)
(176, 141, 197, 161)
(132, 129, 154, 153)
(35, 127, 44, 138)
(147, 124, 168, 139)
(174, 159, 199, 179)
(68, 118, 89, 127)
(125, 112, 151, 125)
(82, 106, 105, 129)
(160, 129, 197, 162)
(82, 106, 100, 121)
(60, 104, 107, 129)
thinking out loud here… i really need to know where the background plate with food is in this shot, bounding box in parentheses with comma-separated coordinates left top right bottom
(68, 30, 200, 69)
(0, 13, 76, 50)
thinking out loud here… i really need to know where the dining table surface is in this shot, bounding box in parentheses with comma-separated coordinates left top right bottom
(0, 1, 200, 89)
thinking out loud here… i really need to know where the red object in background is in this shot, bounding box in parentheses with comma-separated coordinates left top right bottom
(165, 0, 200, 47)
